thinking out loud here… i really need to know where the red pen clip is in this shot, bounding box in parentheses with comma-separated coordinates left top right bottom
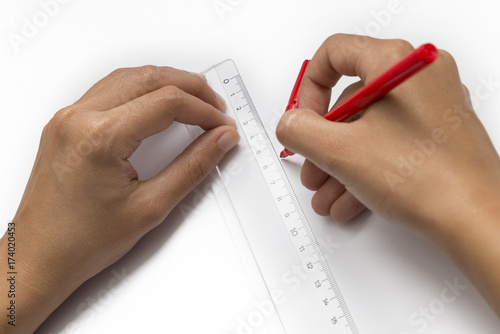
(280, 59, 310, 158)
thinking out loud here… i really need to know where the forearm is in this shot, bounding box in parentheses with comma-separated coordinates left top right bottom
(0, 224, 83, 333)
(437, 186, 500, 316)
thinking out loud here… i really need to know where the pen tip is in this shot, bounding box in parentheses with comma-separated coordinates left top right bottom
(280, 149, 295, 158)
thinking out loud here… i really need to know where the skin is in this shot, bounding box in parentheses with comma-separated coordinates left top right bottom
(276, 34, 500, 316)
(0, 66, 240, 333)
(1, 34, 499, 332)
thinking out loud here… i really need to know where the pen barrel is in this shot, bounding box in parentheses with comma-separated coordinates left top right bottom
(286, 59, 310, 110)
(324, 43, 438, 122)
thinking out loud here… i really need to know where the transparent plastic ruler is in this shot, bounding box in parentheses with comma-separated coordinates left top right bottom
(202, 60, 359, 334)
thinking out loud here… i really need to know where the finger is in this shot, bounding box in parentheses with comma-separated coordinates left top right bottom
(109, 85, 236, 158)
(311, 176, 347, 216)
(299, 81, 365, 191)
(78, 66, 226, 111)
(462, 83, 473, 107)
(129, 125, 240, 229)
(332, 81, 365, 121)
(299, 34, 415, 114)
(301, 159, 329, 191)
(329, 191, 366, 222)
(276, 108, 355, 178)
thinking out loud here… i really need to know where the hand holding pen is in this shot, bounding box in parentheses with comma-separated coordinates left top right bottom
(280, 43, 438, 158)
(276, 33, 500, 316)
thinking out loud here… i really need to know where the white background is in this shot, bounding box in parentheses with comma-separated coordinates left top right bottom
(1, 0, 500, 333)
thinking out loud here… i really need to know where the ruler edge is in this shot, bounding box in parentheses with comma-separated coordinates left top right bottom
(210, 59, 360, 334)
(201, 62, 290, 334)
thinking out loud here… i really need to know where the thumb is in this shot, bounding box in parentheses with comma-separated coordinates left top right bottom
(276, 108, 355, 177)
(131, 125, 240, 227)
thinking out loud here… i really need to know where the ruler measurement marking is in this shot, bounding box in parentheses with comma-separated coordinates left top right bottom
(216, 61, 358, 334)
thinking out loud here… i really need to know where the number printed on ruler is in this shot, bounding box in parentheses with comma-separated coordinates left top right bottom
(217, 60, 358, 334)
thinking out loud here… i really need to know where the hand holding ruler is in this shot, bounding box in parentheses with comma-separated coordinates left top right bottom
(199, 60, 359, 334)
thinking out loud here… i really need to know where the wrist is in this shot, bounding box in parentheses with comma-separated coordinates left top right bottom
(0, 216, 87, 333)
(433, 177, 500, 251)
(434, 181, 500, 314)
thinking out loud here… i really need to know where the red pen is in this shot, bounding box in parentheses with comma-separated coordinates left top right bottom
(280, 43, 439, 158)
(285, 59, 310, 111)
(280, 59, 310, 158)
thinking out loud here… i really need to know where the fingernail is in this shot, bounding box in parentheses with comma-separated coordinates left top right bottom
(217, 130, 240, 153)
(224, 114, 237, 128)
(215, 91, 226, 110)
(188, 72, 207, 82)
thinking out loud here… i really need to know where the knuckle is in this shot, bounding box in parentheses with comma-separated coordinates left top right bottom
(437, 49, 457, 67)
(137, 65, 159, 77)
(81, 117, 114, 152)
(49, 106, 114, 157)
(462, 84, 470, 95)
(323, 33, 351, 52)
(140, 202, 166, 227)
(325, 33, 347, 45)
(186, 153, 212, 187)
(49, 106, 78, 137)
(311, 192, 329, 217)
(160, 85, 185, 104)
(130, 197, 166, 230)
(189, 75, 207, 95)
(109, 68, 130, 77)
(383, 39, 414, 62)
(324, 34, 339, 45)
(108, 67, 130, 79)
(41, 122, 51, 137)
(390, 39, 414, 52)
(135, 65, 164, 87)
